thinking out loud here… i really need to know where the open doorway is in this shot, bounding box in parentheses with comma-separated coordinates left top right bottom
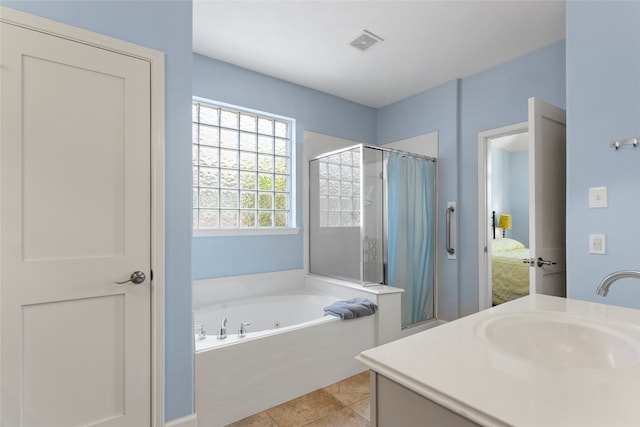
(478, 123, 530, 309)
(478, 98, 567, 311)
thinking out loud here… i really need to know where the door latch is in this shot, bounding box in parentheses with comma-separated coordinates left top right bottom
(537, 257, 557, 267)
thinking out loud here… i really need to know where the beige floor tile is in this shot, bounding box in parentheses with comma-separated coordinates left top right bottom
(323, 371, 370, 406)
(266, 389, 344, 427)
(226, 411, 278, 427)
(348, 397, 370, 422)
(303, 407, 369, 427)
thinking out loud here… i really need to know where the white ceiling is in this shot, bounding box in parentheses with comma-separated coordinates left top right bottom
(193, 1, 566, 108)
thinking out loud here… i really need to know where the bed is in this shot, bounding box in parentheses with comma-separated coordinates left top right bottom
(491, 237, 530, 305)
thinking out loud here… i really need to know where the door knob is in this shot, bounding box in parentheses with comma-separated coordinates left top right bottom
(537, 257, 557, 267)
(115, 271, 146, 285)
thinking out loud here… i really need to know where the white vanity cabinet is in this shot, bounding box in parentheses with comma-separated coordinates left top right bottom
(370, 372, 480, 427)
(356, 295, 640, 427)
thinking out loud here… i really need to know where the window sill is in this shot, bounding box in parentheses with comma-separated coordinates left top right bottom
(193, 227, 301, 238)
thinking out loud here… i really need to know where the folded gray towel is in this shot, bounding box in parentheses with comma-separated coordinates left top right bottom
(324, 298, 377, 320)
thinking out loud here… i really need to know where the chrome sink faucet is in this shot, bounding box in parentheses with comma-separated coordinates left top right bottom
(596, 270, 640, 296)
(217, 317, 228, 340)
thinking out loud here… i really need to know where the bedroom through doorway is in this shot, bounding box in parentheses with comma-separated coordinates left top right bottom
(487, 132, 530, 306)
(477, 99, 567, 311)
(477, 122, 530, 310)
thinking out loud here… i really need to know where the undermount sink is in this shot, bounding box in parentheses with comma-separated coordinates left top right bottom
(475, 311, 640, 369)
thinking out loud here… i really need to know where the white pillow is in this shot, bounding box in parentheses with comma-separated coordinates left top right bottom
(492, 238, 525, 251)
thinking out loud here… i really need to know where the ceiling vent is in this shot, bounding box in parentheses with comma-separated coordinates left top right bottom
(350, 30, 384, 52)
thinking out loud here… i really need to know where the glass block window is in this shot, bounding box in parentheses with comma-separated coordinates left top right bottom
(317, 149, 361, 227)
(193, 100, 292, 229)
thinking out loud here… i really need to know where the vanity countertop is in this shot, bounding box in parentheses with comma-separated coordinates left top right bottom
(356, 294, 640, 427)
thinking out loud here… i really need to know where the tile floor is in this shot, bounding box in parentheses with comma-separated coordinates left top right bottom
(227, 371, 371, 427)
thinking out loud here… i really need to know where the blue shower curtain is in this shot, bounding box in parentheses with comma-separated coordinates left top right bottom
(387, 152, 436, 326)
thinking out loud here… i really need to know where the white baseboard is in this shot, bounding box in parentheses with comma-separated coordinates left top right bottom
(165, 413, 197, 427)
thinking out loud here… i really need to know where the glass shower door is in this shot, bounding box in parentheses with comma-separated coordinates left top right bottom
(309, 146, 364, 283)
(309, 145, 437, 326)
(309, 145, 384, 284)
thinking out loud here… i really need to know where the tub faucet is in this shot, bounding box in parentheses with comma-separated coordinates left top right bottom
(217, 317, 228, 340)
(596, 270, 640, 297)
(238, 322, 252, 338)
(194, 324, 206, 341)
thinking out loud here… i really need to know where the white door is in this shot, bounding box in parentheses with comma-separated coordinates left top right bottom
(1, 20, 151, 427)
(528, 97, 566, 297)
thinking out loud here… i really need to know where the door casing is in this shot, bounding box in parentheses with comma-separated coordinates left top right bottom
(0, 7, 165, 425)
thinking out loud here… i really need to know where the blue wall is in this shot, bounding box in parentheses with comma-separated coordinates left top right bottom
(376, 41, 566, 318)
(491, 148, 529, 246)
(510, 150, 529, 246)
(566, 1, 640, 308)
(192, 42, 566, 320)
(457, 40, 566, 316)
(377, 80, 461, 320)
(491, 148, 510, 218)
(2, 1, 195, 421)
(15, 1, 637, 420)
(192, 54, 377, 279)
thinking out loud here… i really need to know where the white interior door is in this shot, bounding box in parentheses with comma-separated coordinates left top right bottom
(1, 20, 151, 427)
(528, 97, 566, 297)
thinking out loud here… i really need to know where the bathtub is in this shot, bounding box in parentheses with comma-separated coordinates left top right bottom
(194, 286, 377, 427)
(194, 291, 343, 351)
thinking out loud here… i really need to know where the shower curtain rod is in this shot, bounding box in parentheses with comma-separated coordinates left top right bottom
(312, 143, 437, 163)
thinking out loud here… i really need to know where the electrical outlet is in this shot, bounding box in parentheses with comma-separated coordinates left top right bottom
(589, 234, 606, 254)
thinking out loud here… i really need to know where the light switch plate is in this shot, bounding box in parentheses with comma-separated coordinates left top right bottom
(589, 234, 606, 254)
(589, 186, 608, 208)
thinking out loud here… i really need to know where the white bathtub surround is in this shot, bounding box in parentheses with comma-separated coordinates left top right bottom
(196, 313, 374, 426)
(193, 269, 306, 311)
(305, 273, 444, 342)
(193, 270, 406, 427)
(193, 271, 409, 346)
(304, 274, 406, 345)
(357, 295, 640, 427)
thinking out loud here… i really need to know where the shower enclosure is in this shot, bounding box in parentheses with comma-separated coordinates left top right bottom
(309, 144, 436, 326)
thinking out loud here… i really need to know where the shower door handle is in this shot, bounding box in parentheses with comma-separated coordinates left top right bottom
(446, 206, 455, 255)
